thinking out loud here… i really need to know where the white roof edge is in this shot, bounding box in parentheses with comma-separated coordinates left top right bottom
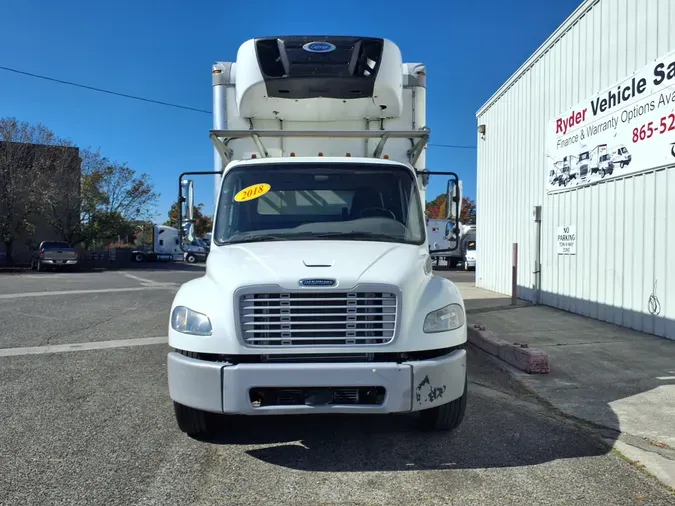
(475, 0, 598, 118)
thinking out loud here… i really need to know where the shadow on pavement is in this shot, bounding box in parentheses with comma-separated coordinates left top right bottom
(462, 285, 675, 455)
(0, 262, 206, 275)
(126, 263, 206, 272)
(197, 349, 612, 472)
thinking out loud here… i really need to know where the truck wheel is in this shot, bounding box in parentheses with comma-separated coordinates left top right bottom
(418, 375, 467, 431)
(185, 253, 197, 264)
(133, 253, 145, 263)
(173, 402, 212, 437)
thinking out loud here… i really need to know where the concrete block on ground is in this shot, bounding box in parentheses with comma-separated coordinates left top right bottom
(467, 323, 550, 374)
(467, 324, 510, 356)
(498, 343, 550, 374)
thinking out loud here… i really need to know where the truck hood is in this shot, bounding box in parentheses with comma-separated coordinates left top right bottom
(204, 240, 427, 291)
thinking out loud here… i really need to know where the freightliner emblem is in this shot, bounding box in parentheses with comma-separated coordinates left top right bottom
(299, 278, 337, 287)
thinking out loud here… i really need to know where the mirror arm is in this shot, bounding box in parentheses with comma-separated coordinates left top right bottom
(177, 170, 222, 252)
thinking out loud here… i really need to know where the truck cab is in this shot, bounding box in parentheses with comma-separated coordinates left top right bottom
(167, 36, 468, 437)
(611, 144, 632, 168)
(561, 155, 574, 186)
(576, 149, 590, 181)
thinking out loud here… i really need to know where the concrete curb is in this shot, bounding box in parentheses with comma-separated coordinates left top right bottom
(467, 323, 550, 374)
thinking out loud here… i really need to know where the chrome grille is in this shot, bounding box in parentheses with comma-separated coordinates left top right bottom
(238, 291, 397, 346)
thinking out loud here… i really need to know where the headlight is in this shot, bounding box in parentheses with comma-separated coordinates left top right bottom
(423, 303, 464, 333)
(171, 306, 212, 336)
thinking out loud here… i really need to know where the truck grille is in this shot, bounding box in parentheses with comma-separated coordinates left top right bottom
(238, 291, 398, 346)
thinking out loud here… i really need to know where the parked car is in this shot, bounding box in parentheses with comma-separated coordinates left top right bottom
(30, 241, 79, 272)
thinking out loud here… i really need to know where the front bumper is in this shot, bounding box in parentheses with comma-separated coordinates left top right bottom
(167, 348, 467, 416)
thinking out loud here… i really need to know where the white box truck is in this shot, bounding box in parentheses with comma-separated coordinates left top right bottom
(168, 36, 468, 436)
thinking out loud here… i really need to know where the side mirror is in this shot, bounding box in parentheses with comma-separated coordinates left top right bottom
(182, 222, 195, 244)
(180, 179, 196, 243)
(446, 179, 462, 222)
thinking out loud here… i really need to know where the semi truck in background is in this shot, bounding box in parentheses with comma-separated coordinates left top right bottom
(131, 224, 210, 263)
(168, 36, 468, 437)
(131, 225, 184, 263)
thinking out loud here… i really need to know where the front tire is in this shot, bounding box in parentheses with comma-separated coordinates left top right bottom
(185, 253, 197, 264)
(418, 375, 467, 431)
(174, 402, 212, 437)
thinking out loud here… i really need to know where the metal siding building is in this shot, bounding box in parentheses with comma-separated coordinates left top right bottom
(475, 0, 675, 340)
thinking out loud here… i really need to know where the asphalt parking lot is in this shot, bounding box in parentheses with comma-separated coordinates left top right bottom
(1, 267, 673, 505)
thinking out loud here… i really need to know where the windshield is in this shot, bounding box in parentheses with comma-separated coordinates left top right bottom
(214, 162, 425, 246)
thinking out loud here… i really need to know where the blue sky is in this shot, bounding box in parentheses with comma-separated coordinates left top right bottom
(1, 0, 581, 223)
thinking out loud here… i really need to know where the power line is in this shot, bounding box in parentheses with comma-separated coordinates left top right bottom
(0, 64, 477, 149)
(0, 65, 211, 114)
(429, 143, 476, 149)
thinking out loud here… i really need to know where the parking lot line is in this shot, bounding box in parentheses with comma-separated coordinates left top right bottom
(0, 286, 176, 300)
(118, 272, 170, 286)
(0, 335, 168, 357)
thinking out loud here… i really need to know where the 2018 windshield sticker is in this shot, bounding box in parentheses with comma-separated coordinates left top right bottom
(234, 183, 271, 202)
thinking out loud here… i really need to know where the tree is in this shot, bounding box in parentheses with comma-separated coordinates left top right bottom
(425, 193, 476, 224)
(0, 117, 70, 263)
(165, 201, 213, 238)
(460, 197, 476, 225)
(79, 156, 159, 248)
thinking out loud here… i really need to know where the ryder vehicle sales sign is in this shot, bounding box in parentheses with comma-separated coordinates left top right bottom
(546, 48, 675, 194)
